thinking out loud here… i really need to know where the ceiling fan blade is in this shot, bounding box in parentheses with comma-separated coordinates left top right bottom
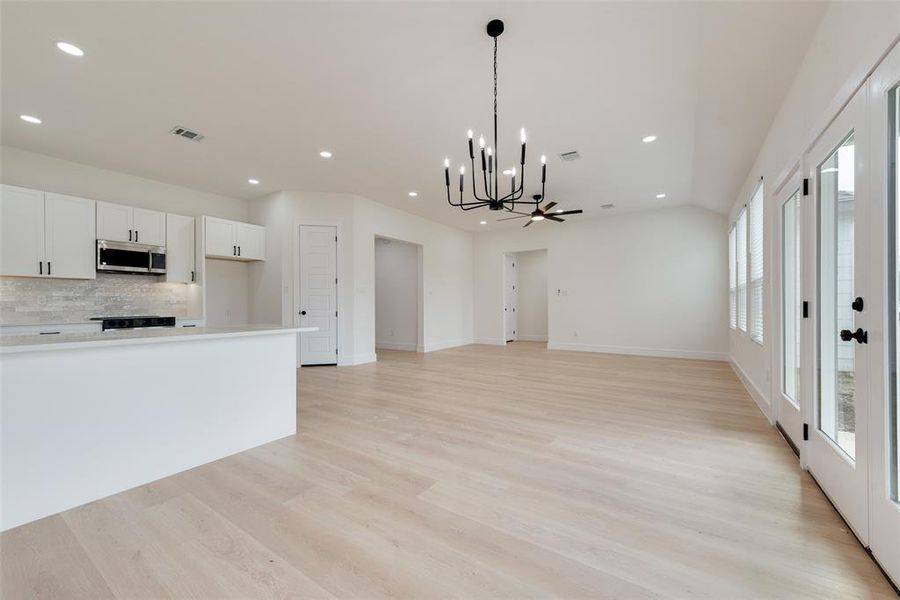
(496, 215, 528, 221)
(503, 209, 532, 216)
(542, 201, 557, 212)
(553, 210, 583, 216)
(545, 215, 565, 223)
(523, 219, 534, 228)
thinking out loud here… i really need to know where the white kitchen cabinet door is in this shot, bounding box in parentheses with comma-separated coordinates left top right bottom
(165, 213, 195, 283)
(205, 217, 236, 258)
(0, 185, 45, 277)
(44, 193, 96, 279)
(235, 223, 265, 260)
(96, 201, 133, 242)
(132, 207, 165, 245)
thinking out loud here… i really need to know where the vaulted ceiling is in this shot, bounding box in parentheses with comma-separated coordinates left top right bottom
(1, 2, 826, 230)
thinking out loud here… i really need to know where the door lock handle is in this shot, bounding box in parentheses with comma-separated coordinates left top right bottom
(840, 328, 868, 344)
(851, 297, 864, 312)
(300, 310, 307, 315)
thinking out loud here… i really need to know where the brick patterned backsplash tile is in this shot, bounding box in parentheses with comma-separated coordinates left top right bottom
(0, 274, 190, 324)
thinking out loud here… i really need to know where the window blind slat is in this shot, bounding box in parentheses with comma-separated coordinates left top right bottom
(749, 184, 764, 343)
(737, 208, 748, 332)
(729, 226, 737, 329)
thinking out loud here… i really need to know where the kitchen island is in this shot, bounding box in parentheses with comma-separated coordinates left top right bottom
(0, 325, 317, 531)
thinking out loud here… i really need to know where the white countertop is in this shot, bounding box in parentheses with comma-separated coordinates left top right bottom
(0, 325, 318, 354)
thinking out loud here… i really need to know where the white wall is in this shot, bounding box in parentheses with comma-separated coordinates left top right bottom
(515, 249, 548, 342)
(726, 3, 900, 416)
(249, 191, 473, 364)
(474, 206, 728, 360)
(0, 146, 252, 326)
(374, 238, 419, 351)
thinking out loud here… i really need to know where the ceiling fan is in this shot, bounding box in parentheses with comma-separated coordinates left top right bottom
(496, 195, 584, 227)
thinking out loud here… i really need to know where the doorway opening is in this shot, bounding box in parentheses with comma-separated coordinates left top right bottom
(375, 236, 423, 353)
(504, 249, 548, 346)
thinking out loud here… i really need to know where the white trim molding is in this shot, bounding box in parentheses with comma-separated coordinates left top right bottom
(338, 353, 376, 366)
(473, 338, 506, 346)
(729, 357, 773, 423)
(375, 341, 417, 351)
(515, 334, 548, 342)
(421, 338, 473, 353)
(547, 342, 728, 362)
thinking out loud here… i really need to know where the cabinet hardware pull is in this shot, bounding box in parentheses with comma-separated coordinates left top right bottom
(39, 261, 42, 275)
(233, 245, 236, 256)
(135, 230, 139, 243)
(47, 262, 51, 275)
(129, 229, 132, 242)
(238, 246, 241, 257)
(191, 270, 195, 282)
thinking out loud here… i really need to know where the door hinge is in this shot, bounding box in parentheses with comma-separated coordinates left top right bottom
(336, 348, 339, 355)
(802, 300, 809, 318)
(335, 311, 338, 317)
(803, 423, 809, 441)
(802, 178, 809, 196)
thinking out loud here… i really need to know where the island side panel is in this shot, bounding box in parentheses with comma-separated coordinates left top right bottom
(0, 331, 297, 531)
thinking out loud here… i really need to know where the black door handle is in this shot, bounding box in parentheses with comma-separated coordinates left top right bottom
(840, 328, 868, 344)
(851, 297, 864, 312)
(300, 310, 307, 315)
(129, 229, 132, 242)
(238, 246, 241, 257)
(135, 230, 139, 243)
(47, 261, 51, 275)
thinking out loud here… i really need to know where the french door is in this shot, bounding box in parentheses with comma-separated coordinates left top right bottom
(776, 173, 805, 450)
(807, 87, 871, 543)
(868, 41, 900, 586)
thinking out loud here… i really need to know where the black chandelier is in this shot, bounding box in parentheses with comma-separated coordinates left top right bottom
(443, 19, 583, 226)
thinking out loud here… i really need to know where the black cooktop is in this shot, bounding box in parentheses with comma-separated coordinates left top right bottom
(90, 316, 176, 331)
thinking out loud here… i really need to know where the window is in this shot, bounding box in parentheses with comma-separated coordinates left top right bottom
(890, 85, 899, 501)
(749, 183, 764, 343)
(736, 208, 748, 331)
(729, 226, 737, 329)
(782, 190, 801, 405)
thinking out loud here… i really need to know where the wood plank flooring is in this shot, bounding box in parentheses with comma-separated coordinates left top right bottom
(2, 342, 895, 598)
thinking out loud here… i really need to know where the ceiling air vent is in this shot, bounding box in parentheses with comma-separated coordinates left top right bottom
(559, 150, 580, 161)
(601, 203, 615, 209)
(169, 126, 205, 142)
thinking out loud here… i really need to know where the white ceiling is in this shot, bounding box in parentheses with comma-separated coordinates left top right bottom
(1, 2, 825, 231)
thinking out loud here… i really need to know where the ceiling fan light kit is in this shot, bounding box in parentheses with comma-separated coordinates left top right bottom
(442, 19, 582, 227)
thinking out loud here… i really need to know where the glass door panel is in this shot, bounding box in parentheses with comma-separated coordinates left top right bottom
(818, 134, 858, 460)
(783, 191, 802, 405)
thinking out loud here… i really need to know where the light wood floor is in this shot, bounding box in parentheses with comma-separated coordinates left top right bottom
(2, 343, 895, 599)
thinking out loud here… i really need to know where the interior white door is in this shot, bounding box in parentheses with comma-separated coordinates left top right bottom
(205, 217, 236, 258)
(0, 185, 45, 278)
(867, 42, 900, 587)
(132, 208, 165, 246)
(96, 201, 133, 243)
(504, 254, 518, 342)
(235, 223, 265, 260)
(298, 225, 337, 365)
(807, 86, 870, 543)
(776, 176, 804, 451)
(165, 213, 195, 283)
(44, 193, 96, 280)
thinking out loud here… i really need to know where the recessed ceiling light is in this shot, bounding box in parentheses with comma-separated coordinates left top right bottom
(642, 135, 657, 143)
(408, 191, 418, 197)
(248, 179, 260, 185)
(656, 193, 667, 199)
(56, 42, 84, 57)
(556, 209, 564, 213)
(19, 115, 42, 124)
(319, 150, 332, 158)
(479, 220, 487, 225)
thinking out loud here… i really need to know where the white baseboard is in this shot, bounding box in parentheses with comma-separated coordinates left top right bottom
(473, 338, 505, 346)
(515, 334, 548, 342)
(375, 341, 417, 351)
(422, 338, 473, 353)
(729, 358, 772, 422)
(546, 342, 728, 362)
(338, 353, 377, 366)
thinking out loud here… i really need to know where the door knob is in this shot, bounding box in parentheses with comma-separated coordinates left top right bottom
(840, 328, 868, 344)
(300, 310, 307, 315)
(851, 297, 864, 312)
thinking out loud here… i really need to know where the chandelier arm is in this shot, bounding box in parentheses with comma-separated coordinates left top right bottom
(469, 158, 489, 202)
(446, 184, 485, 208)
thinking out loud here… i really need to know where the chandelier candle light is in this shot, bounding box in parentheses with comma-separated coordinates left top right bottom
(443, 19, 548, 214)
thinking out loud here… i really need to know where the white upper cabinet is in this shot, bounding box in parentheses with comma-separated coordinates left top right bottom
(97, 201, 165, 245)
(44, 193, 96, 279)
(0, 186, 45, 278)
(165, 213, 196, 284)
(133, 207, 165, 245)
(96, 201, 132, 242)
(235, 223, 265, 260)
(203, 216, 265, 261)
(0, 185, 95, 280)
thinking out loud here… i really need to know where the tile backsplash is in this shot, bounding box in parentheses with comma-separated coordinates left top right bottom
(0, 274, 191, 324)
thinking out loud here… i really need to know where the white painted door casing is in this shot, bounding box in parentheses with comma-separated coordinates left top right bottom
(298, 225, 338, 365)
(0, 185, 45, 278)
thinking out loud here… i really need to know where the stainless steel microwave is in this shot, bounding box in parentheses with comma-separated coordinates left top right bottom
(96, 240, 166, 275)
